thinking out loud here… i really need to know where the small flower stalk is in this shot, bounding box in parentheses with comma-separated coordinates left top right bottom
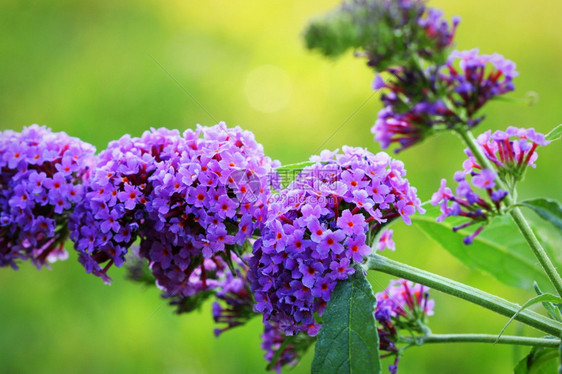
(375, 279, 435, 374)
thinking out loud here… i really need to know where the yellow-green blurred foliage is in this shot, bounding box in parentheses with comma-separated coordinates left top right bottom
(0, 0, 561, 373)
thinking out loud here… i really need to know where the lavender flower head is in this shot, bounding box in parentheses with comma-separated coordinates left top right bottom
(69, 127, 186, 282)
(141, 123, 279, 297)
(250, 146, 423, 336)
(0, 125, 95, 268)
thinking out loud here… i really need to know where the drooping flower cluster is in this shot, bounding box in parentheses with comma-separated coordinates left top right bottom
(140, 123, 279, 297)
(375, 279, 435, 374)
(0, 125, 95, 268)
(250, 146, 424, 336)
(261, 322, 300, 373)
(261, 322, 314, 374)
(69, 128, 185, 282)
(305, 0, 459, 70)
(471, 127, 550, 182)
(212, 254, 255, 337)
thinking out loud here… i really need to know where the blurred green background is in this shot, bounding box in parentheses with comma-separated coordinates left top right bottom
(1, 0, 561, 372)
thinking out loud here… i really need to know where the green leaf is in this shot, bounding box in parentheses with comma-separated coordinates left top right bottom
(516, 198, 562, 231)
(312, 265, 381, 374)
(412, 205, 552, 290)
(546, 124, 562, 142)
(534, 282, 562, 322)
(497, 294, 562, 340)
(514, 346, 559, 374)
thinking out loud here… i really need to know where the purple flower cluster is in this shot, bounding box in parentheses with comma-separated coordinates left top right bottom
(431, 163, 507, 245)
(372, 49, 518, 153)
(372, 97, 456, 153)
(375, 279, 435, 374)
(472, 127, 550, 181)
(441, 49, 518, 124)
(0, 125, 95, 268)
(250, 146, 423, 336)
(69, 128, 185, 282)
(140, 123, 278, 297)
(418, 9, 460, 53)
(70, 122, 278, 294)
(432, 126, 549, 244)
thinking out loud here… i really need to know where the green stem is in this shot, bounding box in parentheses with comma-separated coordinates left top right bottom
(400, 334, 560, 348)
(510, 207, 562, 297)
(455, 128, 562, 298)
(367, 254, 562, 337)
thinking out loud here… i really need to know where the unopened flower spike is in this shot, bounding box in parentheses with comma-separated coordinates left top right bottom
(305, 0, 459, 70)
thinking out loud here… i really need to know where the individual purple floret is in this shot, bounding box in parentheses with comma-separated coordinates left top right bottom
(376, 229, 395, 252)
(140, 123, 279, 297)
(250, 146, 423, 336)
(0, 125, 95, 268)
(471, 127, 550, 181)
(375, 279, 434, 374)
(442, 49, 518, 124)
(69, 128, 185, 282)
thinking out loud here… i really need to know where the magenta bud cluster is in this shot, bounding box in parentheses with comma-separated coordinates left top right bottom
(473, 126, 550, 180)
